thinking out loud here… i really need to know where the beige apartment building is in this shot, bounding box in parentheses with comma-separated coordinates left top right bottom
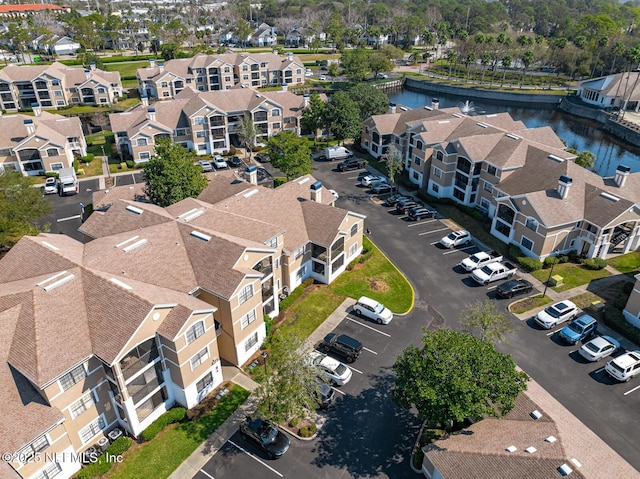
(362, 106, 640, 260)
(0, 109, 86, 175)
(0, 166, 364, 479)
(109, 87, 306, 162)
(137, 52, 305, 100)
(623, 274, 640, 328)
(0, 62, 123, 111)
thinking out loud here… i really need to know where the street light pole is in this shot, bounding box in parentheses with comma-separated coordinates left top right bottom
(101, 145, 110, 178)
(542, 261, 556, 297)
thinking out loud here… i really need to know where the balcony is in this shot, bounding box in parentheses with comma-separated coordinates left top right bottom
(129, 377, 162, 405)
(312, 243, 328, 262)
(253, 259, 273, 277)
(120, 340, 160, 381)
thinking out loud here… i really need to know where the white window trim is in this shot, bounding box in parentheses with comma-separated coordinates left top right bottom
(58, 364, 87, 392)
(190, 347, 210, 371)
(79, 414, 106, 445)
(69, 389, 98, 419)
(238, 284, 254, 305)
(521, 235, 534, 251)
(240, 309, 257, 330)
(185, 320, 205, 345)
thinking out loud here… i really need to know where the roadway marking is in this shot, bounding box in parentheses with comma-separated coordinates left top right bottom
(228, 440, 284, 477)
(546, 329, 560, 336)
(348, 365, 363, 374)
(131, 173, 137, 184)
(624, 384, 640, 396)
(593, 366, 606, 374)
(57, 215, 81, 222)
(331, 386, 346, 395)
(363, 346, 378, 355)
(407, 219, 438, 226)
(199, 470, 215, 479)
(346, 317, 391, 337)
(486, 285, 497, 291)
(419, 227, 449, 236)
(442, 246, 475, 255)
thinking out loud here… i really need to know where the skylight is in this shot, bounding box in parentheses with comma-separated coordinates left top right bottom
(190, 230, 211, 242)
(126, 205, 144, 215)
(548, 155, 565, 163)
(600, 192, 620, 202)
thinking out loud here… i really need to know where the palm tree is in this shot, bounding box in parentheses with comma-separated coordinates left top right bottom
(480, 53, 492, 84)
(446, 50, 458, 78)
(520, 50, 534, 88)
(500, 54, 512, 87)
(610, 41, 626, 75)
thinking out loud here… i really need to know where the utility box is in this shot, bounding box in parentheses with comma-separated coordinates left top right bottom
(550, 275, 564, 287)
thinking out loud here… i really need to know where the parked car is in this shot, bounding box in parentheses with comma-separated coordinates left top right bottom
(228, 156, 242, 168)
(407, 207, 437, 221)
(319, 333, 362, 363)
(319, 75, 327, 81)
(353, 296, 393, 324)
(395, 199, 420, 214)
(43, 177, 58, 194)
(212, 155, 228, 169)
(605, 350, 640, 382)
(198, 160, 213, 172)
(558, 314, 598, 344)
(385, 194, 409, 206)
(239, 417, 290, 458)
(313, 379, 335, 409)
(360, 174, 384, 187)
(309, 351, 352, 386)
(439, 230, 472, 248)
(495, 279, 533, 299)
(376, 73, 389, 79)
(534, 300, 579, 329)
(579, 335, 620, 362)
(255, 153, 271, 163)
(337, 157, 366, 171)
(328, 189, 339, 200)
(370, 182, 396, 194)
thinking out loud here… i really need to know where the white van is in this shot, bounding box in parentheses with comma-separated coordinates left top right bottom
(353, 296, 393, 324)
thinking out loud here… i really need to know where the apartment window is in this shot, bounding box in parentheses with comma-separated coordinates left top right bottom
(431, 183, 439, 193)
(271, 108, 280, 116)
(350, 223, 358, 237)
(139, 152, 151, 161)
(162, 92, 170, 98)
(54, 90, 62, 96)
(525, 218, 538, 232)
(97, 87, 105, 94)
(414, 156, 421, 166)
(193, 116, 205, 125)
(265, 236, 277, 248)
(59, 364, 86, 391)
(196, 131, 206, 138)
(349, 243, 358, 257)
(480, 198, 490, 210)
(240, 309, 257, 329)
(294, 247, 304, 259)
(521, 236, 534, 251)
(190, 347, 209, 370)
(136, 138, 147, 146)
(34, 462, 61, 479)
(275, 257, 280, 269)
(296, 266, 306, 279)
(46, 148, 59, 157)
(272, 122, 281, 129)
(186, 320, 205, 344)
(56, 100, 65, 106)
(99, 98, 108, 104)
(79, 415, 106, 444)
(413, 171, 419, 180)
(197, 372, 213, 394)
(436, 151, 444, 161)
(433, 167, 442, 178)
(238, 284, 254, 305)
(487, 165, 497, 176)
(483, 181, 493, 193)
(244, 332, 259, 352)
(70, 391, 96, 419)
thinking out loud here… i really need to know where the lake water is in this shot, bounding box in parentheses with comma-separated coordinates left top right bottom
(387, 89, 640, 177)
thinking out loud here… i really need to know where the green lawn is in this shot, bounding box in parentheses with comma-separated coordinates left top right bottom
(530, 263, 611, 292)
(510, 294, 553, 314)
(107, 385, 249, 479)
(104, 60, 149, 80)
(607, 252, 640, 277)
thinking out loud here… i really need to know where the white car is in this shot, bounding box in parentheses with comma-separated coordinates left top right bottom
(309, 351, 352, 386)
(579, 335, 620, 362)
(534, 300, 579, 329)
(605, 350, 640, 382)
(319, 75, 327, 81)
(439, 230, 472, 249)
(305, 69, 313, 77)
(43, 177, 58, 194)
(198, 160, 213, 172)
(212, 155, 228, 169)
(328, 189, 339, 200)
(360, 174, 384, 187)
(353, 296, 393, 324)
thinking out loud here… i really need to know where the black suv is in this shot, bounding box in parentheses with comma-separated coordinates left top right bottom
(337, 157, 366, 172)
(239, 417, 290, 458)
(320, 333, 363, 363)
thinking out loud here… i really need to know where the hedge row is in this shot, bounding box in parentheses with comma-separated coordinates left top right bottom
(75, 437, 132, 479)
(141, 407, 186, 442)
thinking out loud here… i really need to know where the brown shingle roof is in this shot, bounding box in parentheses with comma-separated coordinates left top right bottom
(79, 199, 174, 238)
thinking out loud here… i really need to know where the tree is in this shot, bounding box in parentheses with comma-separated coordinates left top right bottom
(566, 148, 595, 169)
(341, 48, 370, 81)
(348, 83, 388, 121)
(500, 54, 512, 87)
(254, 330, 321, 423)
(393, 329, 528, 427)
(143, 139, 207, 207)
(382, 144, 403, 186)
(0, 171, 51, 248)
(301, 92, 326, 144)
(368, 52, 394, 79)
(237, 113, 257, 161)
(234, 19, 252, 49)
(324, 91, 361, 144)
(460, 300, 512, 344)
(520, 50, 534, 88)
(266, 131, 312, 180)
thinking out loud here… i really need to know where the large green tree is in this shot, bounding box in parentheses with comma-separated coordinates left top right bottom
(237, 113, 257, 161)
(348, 84, 388, 121)
(0, 171, 51, 248)
(341, 48, 370, 81)
(382, 144, 403, 186)
(393, 329, 528, 427)
(266, 131, 312, 180)
(324, 91, 361, 144)
(301, 92, 326, 144)
(460, 299, 513, 344)
(143, 139, 207, 207)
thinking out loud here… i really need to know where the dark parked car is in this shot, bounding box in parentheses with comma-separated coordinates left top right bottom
(228, 156, 243, 167)
(337, 157, 366, 171)
(396, 200, 420, 214)
(495, 279, 533, 299)
(370, 182, 396, 194)
(239, 417, 290, 458)
(319, 333, 363, 363)
(314, 379, 335, 409)
(407, 206, 437, 221)
(255, 153, 271, 163)
(385, 194, 409, 206)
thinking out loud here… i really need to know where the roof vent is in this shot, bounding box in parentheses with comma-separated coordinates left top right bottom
(110, 278, 132, 290)
(558, 464, 573, 476)
(298, 177, 310, 185)
(570, 458, 582, 468)
(122, 238, 147, 253)
(36, 271, 67, 287)
(437, 120, 450, 124)
(43, 274, 75, 292)
(177, 208, 200, 219)
(545, 436, 557, 443)
(530, 410, 542, 420)
(525, 446, 537, 454)
(476, 122, 488, 128)
(506, 133, 520, 140)
(243, 188, 259, 199)
(505, 445, 517, 452)
(126, 205, 144, 215)
(548, 154, 565, 163)
(115, 235, 140, 248)
(600, 192, 620, 202)
(190, 230, 211, 242)
(486, 114, 497, 118)
(41, 241, 59, 251)
(182, 209, 204, 222)
(452, 113, 462, 118)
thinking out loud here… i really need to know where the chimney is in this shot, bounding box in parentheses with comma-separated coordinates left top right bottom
(89, 62, 96, 71)
(23, 118, 35, 135)
(147, 107, 156, 122)
(31, 102, 41, 117)
(388, 103, 397, 114)
(431, 98, 440, 110)
(246, 165, 258, 185)
(158, 62, 164, 73)
(557, 175, 573, 200)
(614, 165, 631, 188)
(149, 58, 156, 68)
(303, 93, 310, 107)
(141, 94, 149, 107)
(84, 69, 90, 80)
(310, 180, 323, 203)
(281, 82, 288, 91)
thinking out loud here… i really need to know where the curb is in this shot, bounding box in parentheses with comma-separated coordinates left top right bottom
(409, 419, 428, 474)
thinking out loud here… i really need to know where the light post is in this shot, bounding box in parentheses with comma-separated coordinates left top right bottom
(101, 145, 110, 179)
(542, 261, 556, 297)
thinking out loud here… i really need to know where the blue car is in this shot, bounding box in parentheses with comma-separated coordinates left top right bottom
(558, 314, 598, 345)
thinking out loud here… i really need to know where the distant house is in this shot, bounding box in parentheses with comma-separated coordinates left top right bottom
(34, 35, 81, 56)
(577, 72, 640, 111)
(250, 23, 277, 47)
(0, 3, 68, 18)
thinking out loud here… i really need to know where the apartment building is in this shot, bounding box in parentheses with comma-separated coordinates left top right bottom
(0, 62, 123, 111)
(362, 106, 640, 260)
(109, 86, 306, 161)
(136, 52, 305, 100)
(623, 274, 640, 327)
(0, 108, 86, 176)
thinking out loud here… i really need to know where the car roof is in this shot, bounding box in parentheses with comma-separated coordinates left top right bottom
(612, 351, 640, 367)
(319, 354, 341, 370)
(588, 335, 618, 349)
(357, 296, 380, 308)
(573, 314, 596, 325)
(336, 334, 361, 348)
(553, 300, 576, 310)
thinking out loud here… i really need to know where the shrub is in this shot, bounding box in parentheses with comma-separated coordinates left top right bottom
(76, 456, 111, 479)
(81, 154, 95, 163)
(106, 436, 132, 456)
(279, 285, 305, 312)
(612, 295, 629, 311)
(507, 244, 523, 261)
(567, 250, 580, 262)
(264, 315, 274, 338)
(582, 258, 607, 270)
(602, 306, 640, 345)
(289, 417, 300, 428)
(73, 159, 79, 171)
(558, 255, 569, 264)
(298, 423, 317, 437)
(45, 171, 59, 178)
(141, 407, 186, 441)
(126, 160, 135, 169)
(518, 256, 543, 272)
(302, 277, 314, 287)
(543, 256, 559, 268)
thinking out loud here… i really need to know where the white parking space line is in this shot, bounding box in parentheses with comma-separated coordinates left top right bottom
(363, 346, 378, 355)
(546, 329, 560, 336)
(199, 470, 215, 479)
(347, 175, 360, 179)
(348, 365, 363, 375)
(57, 215, 81, 222)
(131, 173, 137, 184)
(346, 317, 391, 337)
(407, 219, 438, 227)
(442, 247, 474, 255)
(593, 366, 606, 374)
(418, 227, 449, 236)
(624, 384, 640, 396)
(486, 286, 497, 291)
(331, 386, 346, 395)
(228, 440, 284, 478)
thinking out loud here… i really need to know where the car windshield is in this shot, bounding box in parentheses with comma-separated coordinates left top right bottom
(469, 255, 480, 263)
(259, 424, 277, 445)
(334, 363, 347, 375)
(447, 233, 457, 240)
(544, 306, 562, 318)
(567, 322, 583, 333)
(584, 342, 600, 353)
(374, 303, 384, 313)
(480, 265, 492, 275)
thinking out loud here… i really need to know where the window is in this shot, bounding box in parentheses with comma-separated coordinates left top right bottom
(240, 309, 257, 329)
(46, 148, 58, 157)
(136, 138, 147, 146)
(56, 100, 65, 106)
(416, 140, 423, 150)
(193, 116, 205, 125)
(50, 163, 63, 170)
(480, 198, 490, 210)
(190, 347, 209, 370)
(271, 108, 280, 116)
(97, 87, 105, 94)
(265, 236, 277, 248)
(70, 391, 96, 419)
(296, 266, 306, 279)
(294, 247, 304, 259)
(483, 181, 493, 193)
(350, 224, 358, 237)
(196, 131, 206, 138)
(272, 122, 281, 129)
(525, 218, 538, 232)
(21, 436, 50, 461)
(521, 236, 534, 251)
(79, 415, 106, 444)
(433, 167, 442, 178)
(186, 321, 205, 344)
(244, 332, 259, 352)
(431, 183, 439, 193)
(197, 372, 213, 394)
(436, 151, 444, 161)
(161, 82, 168, 88)
(34, 462, 61, 479)
(99, 98, 108, 104)
(495, 220, 511, 237)
(414, 156, 421, 166)
(487, 165, 497, 176)
(349, 243, 358, 256)
(54, 90, 62, 96)
(162, 91, 170, 97)
(139, 152, 151, 161)
(59, 364, 86, 391)
(238, 284, 254, 305)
